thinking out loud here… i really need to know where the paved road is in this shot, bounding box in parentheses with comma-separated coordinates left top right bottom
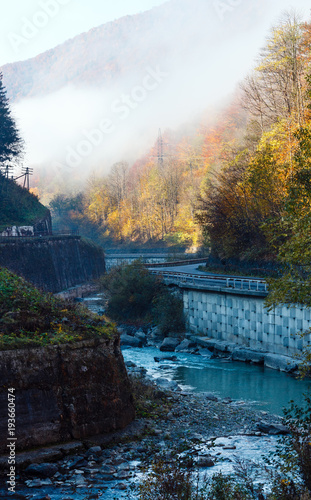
(148, 263, 263, 279)
(148, 264, 268, 293)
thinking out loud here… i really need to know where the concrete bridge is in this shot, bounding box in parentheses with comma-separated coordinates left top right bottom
(148, 263, 311, 358)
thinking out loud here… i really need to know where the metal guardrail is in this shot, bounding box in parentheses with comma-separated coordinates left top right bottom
(0, 229, 79, 238)
(150, 270, 268, 293)
(144, 258, 208, 268)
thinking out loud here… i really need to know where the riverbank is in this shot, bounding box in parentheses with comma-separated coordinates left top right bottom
(0, 372, 286, 499)
(0, 292, 306, 498)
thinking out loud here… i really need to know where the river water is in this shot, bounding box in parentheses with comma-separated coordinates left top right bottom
(84, 294, 311, 415)
(122, 346, 311, 415)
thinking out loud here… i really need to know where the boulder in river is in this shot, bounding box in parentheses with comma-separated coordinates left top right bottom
(120, 334, 143, 348)
(205, 392, 218, 402)
(160, 337, 181, 352)
(231, 348, 265, 365)
(154, 355, 178, 362)
(264, 353, 298, 373)
(257, 420, 290, 435)
(155, 378, 180, 391)
(196, 455, 215, 467)
(175, 339, 198, 352)
(135, 330, 147, 345)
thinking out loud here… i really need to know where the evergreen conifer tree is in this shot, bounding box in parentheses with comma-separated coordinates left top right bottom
(0, 73, 23, 166)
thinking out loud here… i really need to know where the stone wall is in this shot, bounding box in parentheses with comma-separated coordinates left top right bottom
(183, 287, 311, 357)
(0, 336, 135, 454)
(0, 236, 105, 292)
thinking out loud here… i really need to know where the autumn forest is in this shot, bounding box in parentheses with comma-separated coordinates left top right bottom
(50, 13, 311, 270)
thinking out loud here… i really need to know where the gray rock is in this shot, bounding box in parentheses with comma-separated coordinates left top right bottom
(154, 355, 177, 362)
(222, 397, 232, 404)
(257, 420, 290, 435)
(102, 464, 117, 474)
(264, 354, 298, 373)
(120, 334, 142, 348)
(114, 482, 128, 490)
(206, 340, 236, 354)
(129, 367, 147, 377)
(117, 462, 130, 471)
(175, 339, 197, 352)
(60, 442, 84, 455)
(125, 361, 136, 368)
(155, 378, 180, 391)
(231, 348, 265, 365)
(66, 456, 85, 469)
(198, 348, 213, 358)
(148, 326, 162, 339)
(205, 392, 218, 402)
(189, 337, 216, 350)
(25, 463, 58, 478)
(135, 330, 147, 344)
(32, 495, 52, 499)
(86, 446, 101, 456)
(160, 338, 181, 352)
(114, 470, 131, 479)
(196, 456, 215, 467)
(190, 433, 204, 442)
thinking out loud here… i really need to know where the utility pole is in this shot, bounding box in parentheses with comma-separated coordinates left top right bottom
(3, 165, 13, 179)
(14, 166, 33, 190)
(157, 128, 164, 168)
(22, 167, 33, 191)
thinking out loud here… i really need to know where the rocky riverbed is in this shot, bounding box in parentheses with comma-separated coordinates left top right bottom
(0, 296, 299, 499)
(0, 366, 287, 499)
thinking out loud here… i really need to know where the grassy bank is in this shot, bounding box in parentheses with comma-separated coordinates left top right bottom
(0, 267, 115, 349)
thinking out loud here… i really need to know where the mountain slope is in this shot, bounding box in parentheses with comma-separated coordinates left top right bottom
(0, 0, 263, 102)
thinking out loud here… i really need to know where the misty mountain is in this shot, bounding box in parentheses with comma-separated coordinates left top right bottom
(1, 0, 265, 103)
(0, 0, 269, 193)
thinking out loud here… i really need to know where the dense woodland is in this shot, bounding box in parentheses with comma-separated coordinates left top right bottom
(49, 13, 311, 268)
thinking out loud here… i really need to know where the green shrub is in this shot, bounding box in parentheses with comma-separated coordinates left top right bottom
(152, 289, 185, 335)
(100, 261, 185, 335)
(100, 261, 160, 321)
(267, 394, 311, 499)
(129, 375, 171, 419)
(207, 473, 256, 500)
(138, 460, 198, 500)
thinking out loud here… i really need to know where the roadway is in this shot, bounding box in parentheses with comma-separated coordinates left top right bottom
(147, 263, 268, 293)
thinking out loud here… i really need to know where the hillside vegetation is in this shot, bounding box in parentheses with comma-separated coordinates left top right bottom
(0, 267, 115, 349)
(0, 174, 47, 231)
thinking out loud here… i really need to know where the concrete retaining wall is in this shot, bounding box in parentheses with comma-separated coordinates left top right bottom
(183, 287, 311, 357)
(0, 236, 105, 293)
